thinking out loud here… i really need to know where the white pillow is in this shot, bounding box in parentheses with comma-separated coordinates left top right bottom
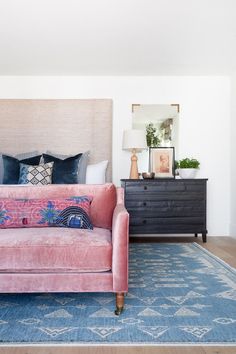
(86, 160, 108, 184)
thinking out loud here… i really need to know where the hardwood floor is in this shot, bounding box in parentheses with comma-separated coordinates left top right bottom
(0, 236, 235, 354)
(130, 235, 236, 268)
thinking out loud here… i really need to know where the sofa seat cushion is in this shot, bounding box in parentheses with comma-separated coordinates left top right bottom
(0, 227, 112, 273)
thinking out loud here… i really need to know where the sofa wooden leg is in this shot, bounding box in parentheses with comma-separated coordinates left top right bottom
(115, 292, 124, 315)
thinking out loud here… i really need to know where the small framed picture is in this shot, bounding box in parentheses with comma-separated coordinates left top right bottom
(149, 147, 175, 178)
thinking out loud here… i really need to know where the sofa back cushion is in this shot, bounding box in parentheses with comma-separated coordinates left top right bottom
(0, 183, 116, 229)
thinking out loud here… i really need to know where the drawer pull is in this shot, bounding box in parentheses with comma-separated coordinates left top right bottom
(143, 202, 147, 206)
(144, 186, 147, 190)
(142, 220, 147, 224)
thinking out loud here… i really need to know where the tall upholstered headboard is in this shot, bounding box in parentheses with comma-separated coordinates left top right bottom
(0, 99, 113, 182)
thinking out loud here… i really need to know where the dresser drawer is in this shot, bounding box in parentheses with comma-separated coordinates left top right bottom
(126, 200, 205, 217)
(130, 216, 205, 235)
(130, 217, 205, 234)
(130, 216, 204, 226)
(125, 191, 205, 202)
(124, 180, 205, 194)
(130, 223, 206, 234)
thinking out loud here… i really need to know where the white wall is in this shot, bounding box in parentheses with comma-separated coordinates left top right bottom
(230, 74, 236, 237)
(0, 76, 231, 236)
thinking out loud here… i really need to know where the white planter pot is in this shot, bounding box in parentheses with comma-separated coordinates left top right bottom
(178, 168, 198, 179)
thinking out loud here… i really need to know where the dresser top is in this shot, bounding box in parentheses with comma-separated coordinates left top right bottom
(121, 178, 208, 182)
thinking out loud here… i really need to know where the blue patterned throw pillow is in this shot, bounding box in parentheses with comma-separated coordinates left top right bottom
(18, 162, 54, 185)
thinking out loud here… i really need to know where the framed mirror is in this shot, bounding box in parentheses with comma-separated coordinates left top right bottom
(132, 104, 179, 173)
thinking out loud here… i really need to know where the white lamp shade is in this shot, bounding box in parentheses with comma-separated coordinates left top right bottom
(122, 129, 147, 152)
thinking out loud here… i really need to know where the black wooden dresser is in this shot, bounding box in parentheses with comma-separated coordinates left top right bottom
(121, 178, 208, 242)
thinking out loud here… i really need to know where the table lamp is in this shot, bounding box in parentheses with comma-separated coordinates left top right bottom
(122, 129, 147, 179)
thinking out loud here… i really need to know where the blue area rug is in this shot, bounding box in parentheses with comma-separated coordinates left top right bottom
(0, 243, 236, 345)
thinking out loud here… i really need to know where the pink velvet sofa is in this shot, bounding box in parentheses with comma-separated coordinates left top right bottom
(0, 183, 129, 315)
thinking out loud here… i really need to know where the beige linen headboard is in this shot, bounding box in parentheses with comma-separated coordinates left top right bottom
(0, 99, 112, 182)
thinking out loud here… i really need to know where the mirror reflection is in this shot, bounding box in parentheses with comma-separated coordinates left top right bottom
(132, 104, 179, 154)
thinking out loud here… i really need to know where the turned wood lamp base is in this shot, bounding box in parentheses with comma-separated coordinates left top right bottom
(129, 149, 139, 179)
(122, 129, 147, 180)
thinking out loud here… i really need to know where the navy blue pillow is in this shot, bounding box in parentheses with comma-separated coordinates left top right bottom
(2, 154, 42, 184)
(43, 153, 82, 184)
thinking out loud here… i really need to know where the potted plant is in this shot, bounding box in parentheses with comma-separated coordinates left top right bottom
(176, 158, 200, 179)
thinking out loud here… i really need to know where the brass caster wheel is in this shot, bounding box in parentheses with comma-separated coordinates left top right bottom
(115, 306, 124, 316)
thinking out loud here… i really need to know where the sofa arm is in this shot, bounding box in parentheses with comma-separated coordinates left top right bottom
(112, 204, 129, 292)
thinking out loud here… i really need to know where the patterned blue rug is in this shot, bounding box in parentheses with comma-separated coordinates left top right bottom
(0, 243, 236, 345)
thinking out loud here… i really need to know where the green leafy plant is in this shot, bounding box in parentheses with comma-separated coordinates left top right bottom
(177, 158, 200, 169)
(146, 123, 160, 147)
(175, 160, 180, 170)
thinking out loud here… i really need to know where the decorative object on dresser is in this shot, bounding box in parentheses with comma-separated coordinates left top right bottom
(122, 129, 147, 179)
(121, 178, 208, 242)
(142, 172, 155, 179)
(149, 147, 175, 178)
(176, 157, 200, 179)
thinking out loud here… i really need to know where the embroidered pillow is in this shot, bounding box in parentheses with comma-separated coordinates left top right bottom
(0, 196, 93, 229)
(0, 199, 25, 228)
(18, 162, 54, 185)
(28, 196, 93, 229)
